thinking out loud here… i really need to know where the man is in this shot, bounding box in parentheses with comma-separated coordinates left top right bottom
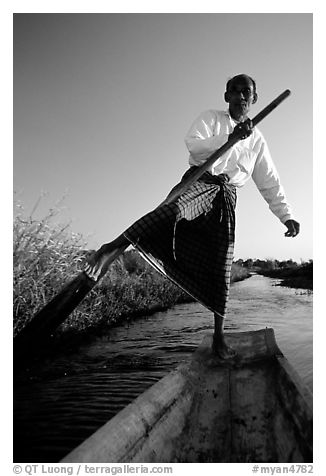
(85, 74, 299, 359)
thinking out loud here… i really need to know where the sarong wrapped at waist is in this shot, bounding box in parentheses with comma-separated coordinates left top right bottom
(123, 167, 237, 316)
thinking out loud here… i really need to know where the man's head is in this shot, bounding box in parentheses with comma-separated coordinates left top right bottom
(224, 74, 258, 122)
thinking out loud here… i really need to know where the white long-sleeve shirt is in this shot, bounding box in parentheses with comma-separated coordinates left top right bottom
(184, 109, 294, 224)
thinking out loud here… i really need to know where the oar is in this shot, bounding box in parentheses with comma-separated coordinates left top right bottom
(14, 89, 291, 362)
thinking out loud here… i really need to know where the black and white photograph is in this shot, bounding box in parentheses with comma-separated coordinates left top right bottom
(11, 7, 314, 470)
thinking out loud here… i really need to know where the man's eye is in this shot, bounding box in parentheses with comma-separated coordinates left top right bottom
(230, 87, 251, 94)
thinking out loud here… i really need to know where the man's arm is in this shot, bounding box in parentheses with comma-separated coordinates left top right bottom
(184, 110, 229, 164)
(251, 133, 300, 237)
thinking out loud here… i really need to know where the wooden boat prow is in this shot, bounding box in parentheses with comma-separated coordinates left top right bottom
(62, 328, 313, 463)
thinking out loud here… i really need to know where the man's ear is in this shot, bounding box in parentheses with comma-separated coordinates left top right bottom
(252, 92, 258, 104)
(224, 91, 230, 103)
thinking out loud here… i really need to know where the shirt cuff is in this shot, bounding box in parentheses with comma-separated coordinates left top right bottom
(279, 213, 295, 225)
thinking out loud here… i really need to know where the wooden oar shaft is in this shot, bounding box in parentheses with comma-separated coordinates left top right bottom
(13, 272, 96, 364)
(14, 90, 291, 365)
(251, 89, 291, 127)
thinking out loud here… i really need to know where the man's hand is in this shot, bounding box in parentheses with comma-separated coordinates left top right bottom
(284, 219, 300, 237)
(232, 119, 253, 140)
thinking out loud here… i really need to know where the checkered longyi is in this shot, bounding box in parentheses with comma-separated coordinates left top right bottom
(124, 167, 237, 317)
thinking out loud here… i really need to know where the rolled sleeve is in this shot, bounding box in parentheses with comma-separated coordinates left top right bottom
(252, 135, 294, 224)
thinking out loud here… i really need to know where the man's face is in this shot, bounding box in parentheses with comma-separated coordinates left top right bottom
(225, 76, 256, 121)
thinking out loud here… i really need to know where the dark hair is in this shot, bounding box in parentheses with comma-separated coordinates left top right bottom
(226, 74, 257, 94)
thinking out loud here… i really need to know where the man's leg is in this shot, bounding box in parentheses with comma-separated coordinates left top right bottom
(83, 201, 175, 282)
(84, 233, 130, 282)
(213, 312, 236, 358)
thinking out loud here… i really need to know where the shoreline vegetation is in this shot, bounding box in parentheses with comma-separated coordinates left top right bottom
(13, 203, 312, 344)
(236, 258, 313, 291)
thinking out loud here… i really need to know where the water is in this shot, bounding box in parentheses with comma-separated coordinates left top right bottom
(13, 275, 312, 462)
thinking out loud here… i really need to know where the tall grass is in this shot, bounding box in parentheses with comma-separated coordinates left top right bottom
(230, 262, 251, 283)
(13, 200, 251, 338)
(13, 199, 87, 336)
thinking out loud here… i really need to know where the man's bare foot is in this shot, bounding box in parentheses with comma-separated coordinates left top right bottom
(84, 234, 130, 281)
(84, 245, 114, 282)
(212, 336, 237, 359)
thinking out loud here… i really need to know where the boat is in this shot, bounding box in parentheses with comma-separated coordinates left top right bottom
(61, 328, 313, 463)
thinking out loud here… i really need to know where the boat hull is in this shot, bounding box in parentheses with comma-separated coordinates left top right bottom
(62, 328, 312, 463)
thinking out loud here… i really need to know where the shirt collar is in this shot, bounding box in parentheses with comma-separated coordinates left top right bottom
(226, 109, 240, 125)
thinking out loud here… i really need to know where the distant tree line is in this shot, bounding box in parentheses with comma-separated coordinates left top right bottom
(234, 258, 312, 270)
(234, 258, 313, 290)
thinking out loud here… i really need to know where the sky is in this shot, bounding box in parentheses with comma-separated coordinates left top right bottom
(13, 13, 312, 262)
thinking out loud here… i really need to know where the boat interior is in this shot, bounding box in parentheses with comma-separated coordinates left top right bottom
(62, 328, 313, 463)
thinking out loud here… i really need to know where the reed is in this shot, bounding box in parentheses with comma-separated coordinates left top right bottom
(13, 198, 87, 336)
(230, 263, 251, 282)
